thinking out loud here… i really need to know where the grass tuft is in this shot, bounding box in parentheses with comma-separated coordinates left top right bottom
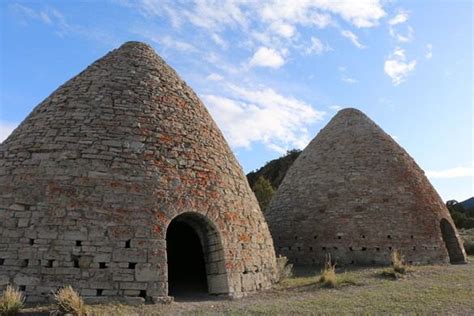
(380, 250, 413, 279)
(318, 255, 337, 288)
(276, 255, 293, 282)
(53, 285, 87, 316)
(0, 285, 25, 316)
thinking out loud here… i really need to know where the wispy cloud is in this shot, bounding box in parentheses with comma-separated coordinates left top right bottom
(304, 36, 331, 55)
(388, 10, 409, 26)
(425, 44, 433, 59)
(389, 25, 414, 43)
(341, 30, 365, 48)
(384, 47, 416, 85)
(0, 121, 18, 143)
(11, 3, 118, 45)
(206, 73, 224, 81)
(203, 83, 325, 152)
(249, 47, 286, 68)
(426, 162, 474, 179)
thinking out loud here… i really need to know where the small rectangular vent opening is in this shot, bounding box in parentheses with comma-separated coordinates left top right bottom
(73, 259, 80, 268)
(0, 259, 4, 265)
(47, 260, 54, 268)
(139, 290, 147, 299)
(96, 289, 103, 296)
(29, 239, 35, 245)
(128, 262, 137, 269)
(125, 240, 131, 248)
(99, 262, 107, 269)
(76, 240, 82, 246)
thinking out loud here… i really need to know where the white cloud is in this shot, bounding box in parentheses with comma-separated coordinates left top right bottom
(384, 47, 416, 85)
(388, 10, 409, 25)
(341, 30, 365, 48)
(389, 25, 414, 43)
(211, 33, 228, 49)
(0, 121, 18, 143)
(249, 47, 285, 68)
(259, 0, 385, 28)
(341, 76, 358, 84)
(270, 22, 296, 38)
(206, 73, 224, 81)
(305, 36, 331, 55)
(426, 44, 433, 59)
(160, 36, 196, 52)
(426, 162, 474, 179)
(329, 105, 342, 111)
(203, 83, 325, 152)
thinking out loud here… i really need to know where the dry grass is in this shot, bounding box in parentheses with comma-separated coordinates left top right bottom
(0, 285, 25, 316)
(53, 285, 87, 316)
(19, 256, 474, 315)
(318, 256, 337, 288)
(380, 249, 412, 279)
(276, 255, 293, 282)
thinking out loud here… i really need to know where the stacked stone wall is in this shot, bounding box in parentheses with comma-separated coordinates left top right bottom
(0, 42, 277, 303)
(266, 108, 467, 266)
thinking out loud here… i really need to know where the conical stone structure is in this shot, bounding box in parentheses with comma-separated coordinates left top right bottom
(266, 108, 467, 266)
(0, 42, 277, 302)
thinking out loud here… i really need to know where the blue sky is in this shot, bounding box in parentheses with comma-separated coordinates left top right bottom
(0, 0, 472, 202)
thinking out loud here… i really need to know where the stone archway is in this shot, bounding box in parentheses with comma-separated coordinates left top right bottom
(166, 212, 229, 298)
(440, 218, 466, 264)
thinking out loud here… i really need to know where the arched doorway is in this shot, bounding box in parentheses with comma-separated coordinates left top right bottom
(166, 212, 229, 299)
(440, 218, 466, 264)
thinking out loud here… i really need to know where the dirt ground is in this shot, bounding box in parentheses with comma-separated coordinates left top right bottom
(20, 256, 474, 315)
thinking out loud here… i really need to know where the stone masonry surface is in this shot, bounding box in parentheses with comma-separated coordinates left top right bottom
(266, 108, 467, 266)
(0, 41, 278, 303)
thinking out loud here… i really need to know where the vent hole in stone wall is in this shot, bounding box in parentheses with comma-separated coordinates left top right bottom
(21, 259, 29, 267)
(361, 235, 366, 239)
(361, 247, 367, 251)
(0, 259, 4, 265)
(128, 262, 137, 269)
(294, 236, 298, 240)
(125, 240, 131, 248)
(309, 247, 313, 251)
(29, 239, 35, 245)
(413, 246, 416, 251)
(297, 247, 301, 251)
(76, 240, 82, 246)
(19, 286, 26, 292)
(314, 235, 318, 239)
(351, 260, 355, 264)
(349, 247, 353, 251)
(411, 235, 414, 239)
(73, 259, 80, 268)
(387, 235, 392, 239)
(388, 247, 393, 250)
(47, 260, 54, 268)
(322, 247, 326, 251)
(376, 247, 380, 251)
(99, 262, 107, 269)
(96, 289, 103, 296)
(337, 236, 342, 239)
(288, 246, 292, 250)
(139, 290, 147, 299)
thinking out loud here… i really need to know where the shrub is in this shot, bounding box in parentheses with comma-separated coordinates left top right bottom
(53, 286, 87, 316)
(318, 255, 337, 288)
(391, 250, 406, 274)
(0, 285, 25, 316)
(381, 250, 410, 279)
(276, 255, 293, 282)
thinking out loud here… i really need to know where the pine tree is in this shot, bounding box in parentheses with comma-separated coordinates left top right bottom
(251, 176, 275, 212)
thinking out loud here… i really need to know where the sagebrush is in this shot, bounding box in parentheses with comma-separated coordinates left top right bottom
(0, 285, 25, 316)
(53, 286, 87, 316)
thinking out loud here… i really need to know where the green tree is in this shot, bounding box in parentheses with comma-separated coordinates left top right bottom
(251, 176, 275, 212)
